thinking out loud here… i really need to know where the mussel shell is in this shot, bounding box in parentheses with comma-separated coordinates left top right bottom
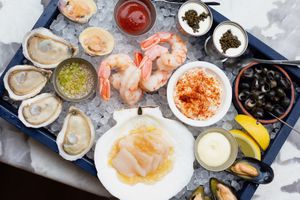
(190, 185, 205, 200)
(266, 70, 275, 80)
(261, 83, 270, 93)
(262, 67, 268, 74)
(278, 78, 291, 90)
(268, 79, 277, 89)
(244, 97, 256, 110)
(238, 90, 250, 101)
(210, 178, 238, 200)
(251, 79, 260, 90)
(264, 102, 274, 112)
(240, 82, 251, 90)
(266, 90, 276, 99)
(254, 66, 263, 74)
(228, 157, 274, 184)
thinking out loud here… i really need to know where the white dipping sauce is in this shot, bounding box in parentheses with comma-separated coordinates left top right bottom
(213, 23, 247, 57)
(197, 132, 231, 167)
(178, 2, 211, 36)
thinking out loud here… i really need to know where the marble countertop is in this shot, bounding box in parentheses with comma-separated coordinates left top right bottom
(0, 0, 300, 199)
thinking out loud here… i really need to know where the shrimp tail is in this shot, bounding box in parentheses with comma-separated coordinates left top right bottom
(138, 56, 152, 81)
(134, 51, 143, 66)
(98, 61, 111, 101)
(140, 32, 172, 51)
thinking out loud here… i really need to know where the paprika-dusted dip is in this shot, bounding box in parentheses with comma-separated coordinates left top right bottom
(115, 0, 152, 35)
(174, 68, 222, 120)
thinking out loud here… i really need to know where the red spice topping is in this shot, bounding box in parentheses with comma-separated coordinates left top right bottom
(174, 68, 221, 120)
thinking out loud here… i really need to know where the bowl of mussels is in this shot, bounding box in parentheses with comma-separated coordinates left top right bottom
(234, 62, 295, 124)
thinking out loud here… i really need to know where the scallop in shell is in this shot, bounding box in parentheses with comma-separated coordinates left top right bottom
(56, 106, 95, 161)
(94, 107, 194, 200)
(58, 0, 97, 23)
(22, 28, 78, 69)
(4, 65, 52, 101)
(79, 27, 114, 56)
(18, 93, 62, 128)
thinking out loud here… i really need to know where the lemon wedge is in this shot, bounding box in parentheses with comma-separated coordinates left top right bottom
(230, 129, 261, 160)
(235, 114, 270, 151)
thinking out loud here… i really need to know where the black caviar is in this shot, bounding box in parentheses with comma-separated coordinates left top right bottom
(182, 10, 209, 33)
(219, 29, 241, 53)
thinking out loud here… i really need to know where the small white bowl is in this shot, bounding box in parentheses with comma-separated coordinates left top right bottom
(167, 61, 232, 127)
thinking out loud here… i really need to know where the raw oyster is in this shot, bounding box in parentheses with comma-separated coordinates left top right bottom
(228, 157, 274, 184)
(4, 65, 52, 101)
(58, 0, 97, 23)
(22, 28, 78, 69)
(56, 106, 95, 161)
(210, 178, 238, 200)
(79, 27, 115, 56)
(18, 93, 62, 128)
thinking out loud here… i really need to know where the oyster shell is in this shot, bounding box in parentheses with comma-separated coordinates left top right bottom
(58, 0, 97, 23)
(22, 28, 78, 69)
(18, 93, 62, 128)
(79, 27, 114, 56)
(56, 106, 95, 161)
(4, 65, 52, 101)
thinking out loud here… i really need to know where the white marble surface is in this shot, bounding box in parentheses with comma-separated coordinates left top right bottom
(0, 0, 300, 199)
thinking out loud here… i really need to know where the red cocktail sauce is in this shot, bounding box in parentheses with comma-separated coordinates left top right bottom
(116, 0, 151, 35)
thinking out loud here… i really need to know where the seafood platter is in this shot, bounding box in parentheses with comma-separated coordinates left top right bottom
(0, 0, 300, 199)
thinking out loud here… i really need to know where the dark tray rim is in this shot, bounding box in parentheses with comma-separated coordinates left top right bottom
(0, 1, 299, 199)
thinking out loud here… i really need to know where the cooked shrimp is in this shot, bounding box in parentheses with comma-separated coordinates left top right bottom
(98, 54, 142, 105)
(138, 32, 187, 92)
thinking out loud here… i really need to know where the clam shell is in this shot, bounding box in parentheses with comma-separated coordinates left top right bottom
(58, 0, 97, 24)
(22, 28, 78, 69)
(18, 93, 62, 128)
(56, 106, 95, 161)
(79, 27, 115, 56)
(4, 65, 52, 101)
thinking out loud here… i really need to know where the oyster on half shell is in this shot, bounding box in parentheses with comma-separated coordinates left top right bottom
(18, 93, 62, 128)
(22, 28, 78, 69)
(58, 0, 97, 24)
(4, 65, 52, 101)
(56, 106, 95, 161)
(79, 27, 115, 56)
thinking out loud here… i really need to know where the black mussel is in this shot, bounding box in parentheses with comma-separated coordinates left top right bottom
(276, 87, 286, 97)
(252, 107, 264, 119)
(273, 105, 285, 117)
(266, 70, 275, 80)
(244, 97, 257, 110)
(282, 97, 291, 108)
(265, 102, 274, 112)
(190, 186, 206, 200)
(254, 66, 263, 74)
(267, 79, 277, 89)
(210, 178, 238, 200)
(251, 90, 261, 99)
(238, 90, 250, 101)
(278, 77, 291, 90)
(253, 73, 261, 80)
(266, 90, 276, 99)
(228, 157, 274, 184)
(261, 83, 270, 93)
(243, 68, 254, 79)
(251, 78, 260, 90)
(274, 71, 282, 80)
(258, 93, 265, 100)
(240, 82, 250, 90)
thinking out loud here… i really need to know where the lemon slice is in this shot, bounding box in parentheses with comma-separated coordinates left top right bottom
(235, 114, 270, 151)
(230, 129, 261, 160)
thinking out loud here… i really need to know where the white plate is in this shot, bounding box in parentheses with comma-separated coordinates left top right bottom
(167, 61, 232, 127)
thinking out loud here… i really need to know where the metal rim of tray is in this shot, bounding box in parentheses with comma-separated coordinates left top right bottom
(0, 1, 300, 199)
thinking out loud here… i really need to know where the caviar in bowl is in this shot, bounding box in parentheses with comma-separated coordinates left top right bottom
(167, 61, 232, 127)
(53, 58, 98, 102)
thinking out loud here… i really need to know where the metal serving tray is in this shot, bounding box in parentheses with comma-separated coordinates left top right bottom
(0, 1, 299, 199)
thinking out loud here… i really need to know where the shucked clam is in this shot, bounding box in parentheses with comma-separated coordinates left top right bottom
(228, 157, 274, 184)
(22, 28, 78, 69)
(210, 178, 237, 200)
(56, 106, 95, 161)
(58, 0, 97, 23)
(4, 65, 52, 101)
